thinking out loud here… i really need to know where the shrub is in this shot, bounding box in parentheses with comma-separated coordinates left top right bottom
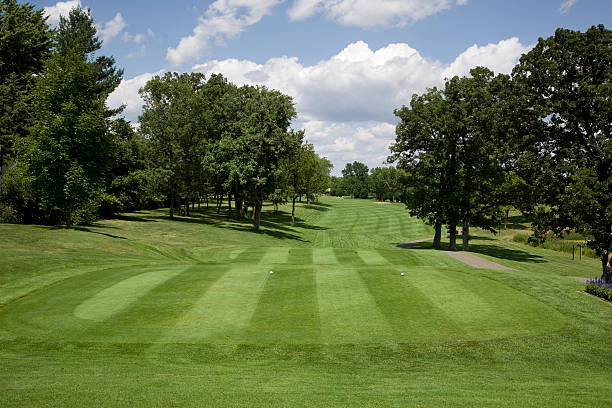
(585, 278, 612, 302)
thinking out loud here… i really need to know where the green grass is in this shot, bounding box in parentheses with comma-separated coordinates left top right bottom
(1, 198, 611, 407)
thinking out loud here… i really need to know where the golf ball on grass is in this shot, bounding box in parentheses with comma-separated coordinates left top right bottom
(400, 272, 405, 276)
(269, 271, 274, 274)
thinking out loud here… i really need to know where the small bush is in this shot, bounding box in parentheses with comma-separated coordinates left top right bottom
(586, 278, 612, 302)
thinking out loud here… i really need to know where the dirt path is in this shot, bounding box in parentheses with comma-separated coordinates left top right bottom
(400, 237, 515, 270)
(443, 251, 515, 270)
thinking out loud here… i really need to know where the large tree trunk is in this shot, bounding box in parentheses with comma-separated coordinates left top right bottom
(235, 196, 243, 219)
(253, 188, 263, 231)
(291, 195, 297, 226)
(448, 224, 457, 251)
(216, 193, 223, 214)
(169, 193, 175, 219)
(227, 192, 232, 217)
(306, 191, 310, 207)
(433, 220, 442, 250)
(462, 218, 470, 251)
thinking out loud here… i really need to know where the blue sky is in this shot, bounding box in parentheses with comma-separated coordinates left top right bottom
(37, 0, 611, 174)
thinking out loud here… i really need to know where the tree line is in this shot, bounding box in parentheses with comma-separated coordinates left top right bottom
(0, 1, 331, 230)
(387, 25, 611, 264)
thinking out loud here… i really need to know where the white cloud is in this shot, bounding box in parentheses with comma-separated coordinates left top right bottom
(98, 13, 126, 43)
(559, 0, 577, 13)
(442, 37, 530, 79)
(193, 38, 529, 123)
(116, 38, 529, 171)
(43, 0, 81, 27)
(191, 38, 530, 171)
(288, 0, 468, 28)
(299, 120, 397, 172)
(127, 44, 147, 58)
(107, 70, 164, 123)
(166, 0, 284, 67)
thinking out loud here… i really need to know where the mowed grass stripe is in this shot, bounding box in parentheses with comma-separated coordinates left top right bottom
(233, 247, 267, 264)
(74, 267, 184, 322)
(0, 264, 153, 340)
(312, 248, 338, 265)
(243, 266, 320, 343)
(411, 269, 566, 338)
(316, 267, 394, 344)
(356, 267, 466, 341)
(258, 247, 290, 265)
(356, 249, 391, 266)
(334, 248, 367, 266)
(287, 248, 313, 265)
(166, 264, 267, 342)
(87, 264, 230, 343)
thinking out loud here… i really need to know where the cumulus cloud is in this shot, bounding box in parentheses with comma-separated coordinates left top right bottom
(43, 0, 81, 27)
(115, 38, 530, 171)
(107, 70, 164, 123)
(559, 0, 577, 13)
(288, 0, 468, 28)
(166, 0, 283, 67)
(192, 38, 530, 123)
(98, 12, 126, 43)
(190, 38, 530, 171)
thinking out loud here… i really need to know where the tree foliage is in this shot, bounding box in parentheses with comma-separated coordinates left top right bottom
(512, 25, 612, 257)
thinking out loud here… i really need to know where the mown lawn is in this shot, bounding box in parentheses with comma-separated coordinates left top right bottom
(0, 198, 610, 407)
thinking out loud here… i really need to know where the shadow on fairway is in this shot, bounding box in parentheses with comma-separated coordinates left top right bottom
(220, 223, 308, 242)
(72, 226, 127, 240)
(398, 241, 545, 263)
(469, 243, 545, 263)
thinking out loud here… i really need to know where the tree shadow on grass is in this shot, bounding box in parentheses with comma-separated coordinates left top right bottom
(72, 226, 127, 240)
(219, 223, 308, 242)
(468, 243, 545, 263)
(396, 240, 545, 263)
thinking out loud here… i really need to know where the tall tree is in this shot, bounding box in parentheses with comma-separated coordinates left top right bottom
(391, 87, 461, 250)
(231, 85, 299, 231)
(15, 7, 122, 226)
(0, 0, 52, 170)
(342, 161, 369, 199)
(512, 25, 612, 270)
(139, 72, 210, 218)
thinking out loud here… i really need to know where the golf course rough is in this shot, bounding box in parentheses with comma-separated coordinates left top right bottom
(1, 197, 610, 407)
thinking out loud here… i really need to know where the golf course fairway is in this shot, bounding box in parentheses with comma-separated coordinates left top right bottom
(1, 198, 610, 407)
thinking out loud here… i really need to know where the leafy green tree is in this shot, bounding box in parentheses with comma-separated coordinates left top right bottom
(512, 25, 612, 267)
(230, 85, 299, 231)
(443, 68, 511, 251)
(0, 0, 52, 170)
(18, 7, 121, 226)
(139, 72, 210, 218)
(342, 161, 369, 199)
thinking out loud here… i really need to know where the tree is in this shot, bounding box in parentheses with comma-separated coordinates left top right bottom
(15, 7, 121, 226)
(512, 25, 612, 271)
(0, 0, 52, 170)
(230, 85, 299, 231)
(342, 161, 369, 198)
(139, 72, 209, 218)
(390, 87, 461, 250)
(391, 68, 513, 251)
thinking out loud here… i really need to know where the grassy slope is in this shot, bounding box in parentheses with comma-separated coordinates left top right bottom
(0, 198, 610, 407)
